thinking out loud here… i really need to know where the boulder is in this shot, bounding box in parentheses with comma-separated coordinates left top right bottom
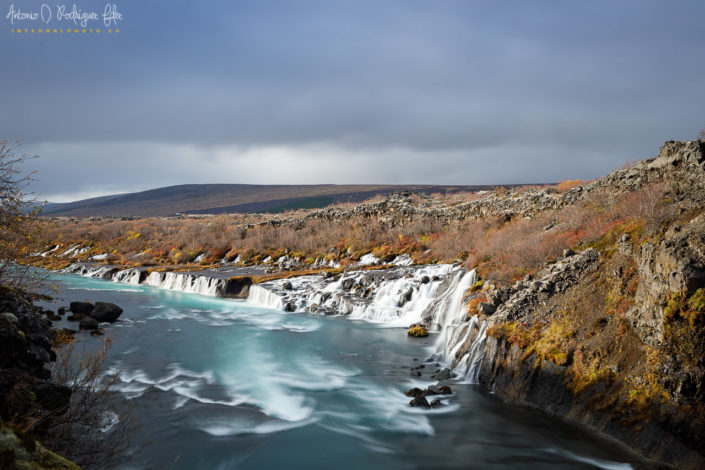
(401, 288, 414, 304)
(407, 325, 429, 337)
(89, 302, 123, 322)
(282, 281, 293, 290)
(404, 387, 425, 398)
(432, 368, 452, 381)
(427, 384, 452, 395)
(69, 301, 94, 315)
(0, 312, 19, 325)
(409, 395, 430, 408)
(477, 302, 496, 315)
(79, 317, 99, 331)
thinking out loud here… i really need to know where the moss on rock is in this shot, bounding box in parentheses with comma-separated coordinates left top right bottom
(407, 326, 429, 337)
(0, 426, 80, 470)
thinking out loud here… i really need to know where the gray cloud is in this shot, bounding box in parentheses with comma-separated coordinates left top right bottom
(2, 0, 704, 200)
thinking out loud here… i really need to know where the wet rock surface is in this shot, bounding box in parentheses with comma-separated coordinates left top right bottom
(0, 286, 71, 437)
(90, 301, 123, 322)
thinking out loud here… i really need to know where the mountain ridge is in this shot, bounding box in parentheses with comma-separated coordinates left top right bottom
(40, 183, 521, 217)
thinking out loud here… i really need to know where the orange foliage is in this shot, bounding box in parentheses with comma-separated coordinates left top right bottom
(556, 179, 583, 192)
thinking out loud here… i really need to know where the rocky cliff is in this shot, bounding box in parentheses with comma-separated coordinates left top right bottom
(458, 141, 705, 469)
(0, 286, 79, 469)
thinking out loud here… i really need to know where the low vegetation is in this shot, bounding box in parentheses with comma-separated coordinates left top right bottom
(27, 181, 672, 288)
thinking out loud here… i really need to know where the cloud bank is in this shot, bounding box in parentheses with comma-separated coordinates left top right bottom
(2, 0, 704, 201)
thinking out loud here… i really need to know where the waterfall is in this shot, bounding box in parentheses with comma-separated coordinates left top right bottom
(64, 263, 225, 297)
(64, 261, 490, 380)
(246, 265, 458, 327)
(246, 265, 489, 380)
(426, 269, 487, 382)
(113, 268, 143, 284)
(247, 284, 284, 310)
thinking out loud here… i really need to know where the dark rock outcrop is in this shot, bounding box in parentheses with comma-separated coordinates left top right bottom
(489, 248, 601, 324)
(222, 276, 253, 298)
(69, 301, 93, 315)
(409, 395, 430, 408)
(79, 317, 99, 330)
(89, 302, 123, 323)
(477, 336, 703, 469)
(0, 286, 71, 434)
(627, 213, 705, 347)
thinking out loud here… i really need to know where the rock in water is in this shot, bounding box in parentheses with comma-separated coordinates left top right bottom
(409, 395, 431, 408)
(69, 301, 94, 315)
(404, 387, 425, 397)
(90, 302, 123, 322)
(432, 368, 452, 381)
(407, 325, 429, 337)
(79, 317, 99, 331)
(427, 384, 452, 395)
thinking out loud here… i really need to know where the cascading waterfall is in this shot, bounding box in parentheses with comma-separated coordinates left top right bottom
(64, 261, 490, 380)
(425, 269, 476, 330)
(247, 266, 489, 381)
(427, 269, 488, 382)
(247, 283, 285, 310)
(64, 263, 226, 297)
(113, 268, 143, 284)
(247, 265, 458, 327)
(453, 316, 488, 382)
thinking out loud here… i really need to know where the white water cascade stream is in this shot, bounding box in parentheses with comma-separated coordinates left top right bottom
(64, 262, 489, 380)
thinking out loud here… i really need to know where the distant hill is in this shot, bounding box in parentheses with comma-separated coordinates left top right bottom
(40, 184, 513, 217)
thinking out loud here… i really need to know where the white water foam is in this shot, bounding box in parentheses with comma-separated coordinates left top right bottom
(199, 416, 316, 437)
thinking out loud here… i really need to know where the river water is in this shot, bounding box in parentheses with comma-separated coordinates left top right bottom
(40, 271, 639, 470)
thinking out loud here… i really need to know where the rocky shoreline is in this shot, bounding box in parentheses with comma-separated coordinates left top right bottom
(0, 286, 78, 469)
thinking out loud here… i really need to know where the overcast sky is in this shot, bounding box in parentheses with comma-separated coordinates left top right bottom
(2, 0, 704, 202)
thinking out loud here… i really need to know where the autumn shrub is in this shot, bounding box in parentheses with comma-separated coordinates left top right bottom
(46, 338, 138, 469)
(0, 141, 45, 291)
(613, 183, 672, 232)
(486, 321, 543, 350)
(556, 179, 583, 192)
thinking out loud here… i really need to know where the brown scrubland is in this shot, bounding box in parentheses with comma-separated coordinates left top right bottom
(31, 182, 670, 285)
